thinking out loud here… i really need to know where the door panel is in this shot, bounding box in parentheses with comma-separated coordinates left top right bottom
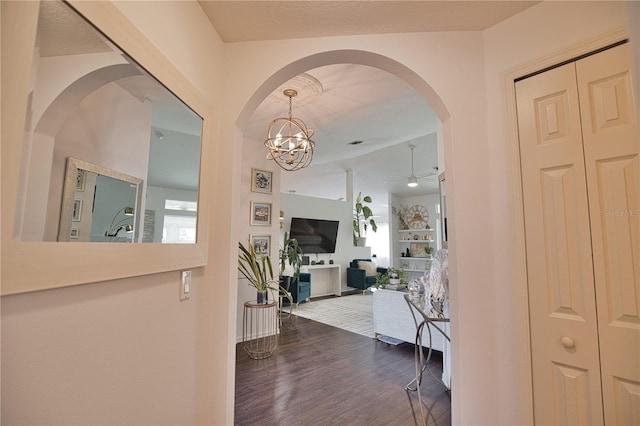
(576, 44, 640, 426)
(516, 63, 603, 425)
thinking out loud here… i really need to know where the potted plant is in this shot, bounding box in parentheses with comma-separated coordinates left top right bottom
(238, 241, 279, 304)
(424, 246, 435, 258)
(392, 204, 410, 230)
(279, 231, 303, 292)
(374, 268, 407, 289)
(353, 192, 378, 246)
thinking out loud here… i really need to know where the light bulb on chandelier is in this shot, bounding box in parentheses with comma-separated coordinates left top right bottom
(264, 89, 315, 171)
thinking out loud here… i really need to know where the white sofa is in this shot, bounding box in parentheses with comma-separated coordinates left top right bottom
(373, 288, 446, 351)
(373, 288, 451, 387)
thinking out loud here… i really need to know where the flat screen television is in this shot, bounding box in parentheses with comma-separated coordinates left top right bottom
(289, 217, 340, 254)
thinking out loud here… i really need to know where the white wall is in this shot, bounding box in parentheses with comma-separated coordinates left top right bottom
(280, 192, 372, 285)
(236, 136, 281, 341)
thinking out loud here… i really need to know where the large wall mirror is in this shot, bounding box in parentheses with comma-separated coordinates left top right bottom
(1, 0, 211, 294)
(17, 0, 201, 244)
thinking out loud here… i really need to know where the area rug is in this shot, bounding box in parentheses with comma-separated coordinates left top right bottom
(292, 293, 374, 338)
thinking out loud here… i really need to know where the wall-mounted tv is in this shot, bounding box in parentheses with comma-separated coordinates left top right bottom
(289, 217, 340, 254)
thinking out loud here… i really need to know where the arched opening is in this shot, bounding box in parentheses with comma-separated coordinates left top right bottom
(233, 49, 454, 417)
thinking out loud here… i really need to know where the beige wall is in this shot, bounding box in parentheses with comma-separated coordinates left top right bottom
(1, 1, 229, 425)
(1, 1, 636, 425)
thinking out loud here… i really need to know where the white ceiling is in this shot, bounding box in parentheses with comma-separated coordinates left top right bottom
(199, 1, 539, 42)
(243, 64, 440, 207)
(199, 1, 539, 218)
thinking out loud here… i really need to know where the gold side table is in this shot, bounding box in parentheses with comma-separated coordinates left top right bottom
(243, 300, 278, 359)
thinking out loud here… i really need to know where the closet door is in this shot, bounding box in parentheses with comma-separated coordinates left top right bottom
(576, 44, 639, 425)
(516, 42, 639, 425)
(517, 62, 603, 425)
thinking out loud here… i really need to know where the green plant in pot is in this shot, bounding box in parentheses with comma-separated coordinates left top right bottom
(279, 231, 303, 292)
(238, 241, 278, 304)
(374, 267, 407, 289)
(353, 192, 378, 246)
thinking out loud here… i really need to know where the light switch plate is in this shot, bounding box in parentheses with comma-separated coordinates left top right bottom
(180, 270, 191, 300)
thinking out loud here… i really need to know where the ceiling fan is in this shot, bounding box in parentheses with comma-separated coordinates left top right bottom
(386, 144, 437, 187)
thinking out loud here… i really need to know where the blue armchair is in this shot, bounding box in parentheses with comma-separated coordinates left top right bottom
(346, 259, 387, 292)
(286, 273, 311, 306)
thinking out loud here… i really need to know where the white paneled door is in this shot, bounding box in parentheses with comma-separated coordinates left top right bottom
(516, 43, 639, 425)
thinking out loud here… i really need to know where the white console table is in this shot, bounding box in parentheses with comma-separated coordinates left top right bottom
(303, 264, 342, 297)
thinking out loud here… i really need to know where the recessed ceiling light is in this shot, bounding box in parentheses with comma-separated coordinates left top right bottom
(348, 140, 363, 145)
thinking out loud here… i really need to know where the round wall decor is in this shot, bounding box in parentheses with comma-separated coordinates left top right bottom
(406, 205, 429, 229)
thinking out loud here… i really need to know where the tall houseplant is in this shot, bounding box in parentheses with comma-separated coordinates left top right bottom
(353, 192, 378, 246)
(238, 241, 278, 304)
(279, 232, 303, 291)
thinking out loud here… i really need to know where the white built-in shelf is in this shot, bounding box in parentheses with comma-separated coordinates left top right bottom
(399, 256, 432, 261)
(398, 240, 434, 244)
(399, 229, 433, 232)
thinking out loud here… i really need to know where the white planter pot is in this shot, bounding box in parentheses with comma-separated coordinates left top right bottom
(389, 278, 401, 285)
(356, 237, 366, 247)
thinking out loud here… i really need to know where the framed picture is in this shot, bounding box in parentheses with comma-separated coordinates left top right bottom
(250, 201, 272, 226)
(70, 228, 80, 239)
(75, 169, 86, 191)
(72, 199, 83, 222)
(251, 168, 273, 194)
(250, 234, 271, 257)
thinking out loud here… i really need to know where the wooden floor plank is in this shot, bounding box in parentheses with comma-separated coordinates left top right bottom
(235, 316, 451, 425)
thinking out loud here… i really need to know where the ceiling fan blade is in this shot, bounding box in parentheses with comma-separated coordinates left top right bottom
(416, 172, 436, 179)
(384, 177, 408, 183)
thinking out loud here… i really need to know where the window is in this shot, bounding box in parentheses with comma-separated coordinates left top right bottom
(163, 200, 197, 243)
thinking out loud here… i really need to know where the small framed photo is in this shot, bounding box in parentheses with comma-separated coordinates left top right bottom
(250, 234, 271, 257)
(75, 169, 86, 191)
(251, 168, 273, 194)
(72, 199, 83, 222)
(250, 201, 272, 226)
(70, 228, 80, 239)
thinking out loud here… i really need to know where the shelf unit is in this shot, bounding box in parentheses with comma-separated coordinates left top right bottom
(397, 229, 434, 274)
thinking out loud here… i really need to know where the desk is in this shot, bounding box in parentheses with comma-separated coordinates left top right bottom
(304, 264, 342, 297)
(404, 294, 450, 425)
(242, 301, 278, 359)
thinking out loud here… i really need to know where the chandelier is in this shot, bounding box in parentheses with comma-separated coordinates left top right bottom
(264, 89, 315, 171)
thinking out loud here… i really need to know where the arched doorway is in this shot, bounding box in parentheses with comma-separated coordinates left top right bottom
(232, 48, 454, 417)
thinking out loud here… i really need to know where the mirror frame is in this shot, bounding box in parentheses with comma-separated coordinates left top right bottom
(1, 0, 211, 295)
(58, 158, 144, 242)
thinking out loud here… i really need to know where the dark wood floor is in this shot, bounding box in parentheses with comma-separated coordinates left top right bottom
(235, 315, 451, 426)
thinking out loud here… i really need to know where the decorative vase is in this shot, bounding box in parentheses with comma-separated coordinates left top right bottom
(256, 289, 267, 305)
(408, 280, 420, 303)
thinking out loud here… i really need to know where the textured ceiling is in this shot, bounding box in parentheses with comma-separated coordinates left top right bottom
(198, 1, 540, 216)
(35, 0, 542, 223)
(199, 1, 539, 42)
